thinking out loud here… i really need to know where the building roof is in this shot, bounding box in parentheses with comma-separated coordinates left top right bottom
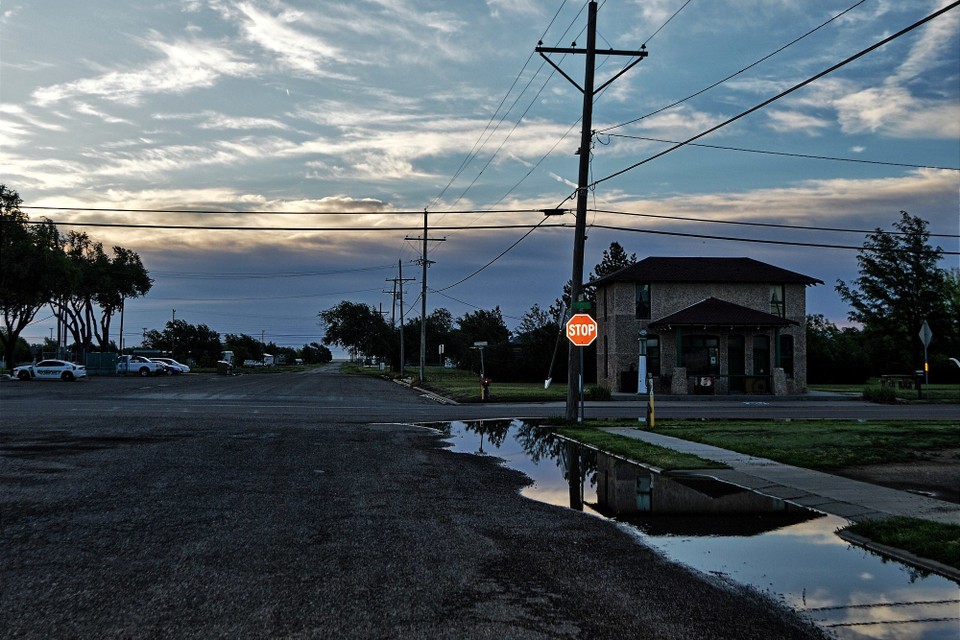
(649, 297, 798, 329)
(592, 257, 823, 286)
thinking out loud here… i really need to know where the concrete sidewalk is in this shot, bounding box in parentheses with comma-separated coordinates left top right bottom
(601, 427, 960, 526)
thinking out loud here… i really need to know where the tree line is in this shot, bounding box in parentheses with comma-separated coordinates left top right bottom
(1, 185, 151, 369)
(320, 213, 959, 385)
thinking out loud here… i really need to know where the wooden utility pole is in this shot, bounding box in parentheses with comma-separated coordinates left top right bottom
(406, 210, 444, 383)
(536, 1, 647, 421)
(388, 260, 414, 375)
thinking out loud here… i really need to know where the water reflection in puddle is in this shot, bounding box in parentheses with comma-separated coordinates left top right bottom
(434, 419, 960, 640)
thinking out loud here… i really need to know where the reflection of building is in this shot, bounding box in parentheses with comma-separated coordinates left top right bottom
(593, 257, 822, 395)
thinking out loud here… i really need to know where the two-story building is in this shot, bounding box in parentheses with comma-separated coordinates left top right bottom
(592, 257, 822, 395)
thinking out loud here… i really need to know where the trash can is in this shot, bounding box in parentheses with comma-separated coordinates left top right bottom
(217, 361, 234, 375)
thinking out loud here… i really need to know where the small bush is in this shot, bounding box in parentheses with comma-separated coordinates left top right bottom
(584, 384, 611, 401)
(862, 385, 898, 404)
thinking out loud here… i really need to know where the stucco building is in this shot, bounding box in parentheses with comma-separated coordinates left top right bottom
(592, 257, 822, 395)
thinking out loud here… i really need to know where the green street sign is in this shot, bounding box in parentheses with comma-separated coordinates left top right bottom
(572, 301, 592, 311)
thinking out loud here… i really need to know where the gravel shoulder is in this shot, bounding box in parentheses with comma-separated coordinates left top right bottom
(0, 415, 828, 639)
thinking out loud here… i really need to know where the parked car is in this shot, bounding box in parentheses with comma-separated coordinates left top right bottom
(13, 359, 87, 382)
(149, 357, 190, 374)
(116, 355, 165, 376)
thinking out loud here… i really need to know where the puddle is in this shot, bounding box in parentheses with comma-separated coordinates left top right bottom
(434, 419, 960, 640)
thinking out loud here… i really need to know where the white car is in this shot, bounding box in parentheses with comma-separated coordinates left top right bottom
(150, 357, 190, 374)
(13, 359, 87, 382)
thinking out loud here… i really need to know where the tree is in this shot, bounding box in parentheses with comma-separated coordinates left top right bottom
(301, 342, 333, 364)
(0, 186, 70, 369)
(224, 333, 265, 365)
(836, 211, 954, 374)
(551, 241, 637, 318)
(403, 308, 453, 368)
(512, 303, 565, 382)
(145, 320, 221, 366)
(55, 231, 151, 357)
(318, 301, 391, 361)
(805, 314, 871, 384)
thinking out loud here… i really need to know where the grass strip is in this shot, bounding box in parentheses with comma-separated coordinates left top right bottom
(580, 420, 960, 469)
(844, 517, 960, 571)
(556, 427, 727, 471)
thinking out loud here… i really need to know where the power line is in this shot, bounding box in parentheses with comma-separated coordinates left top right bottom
(588, 1, 960, 189)
(590, 208, 960, 238)
(588, 222, 960, 254)
(24, 220, 569, 232)
(21, 205, 540, 216)
(596, 0, 870, 134)
(152, 264, 399, 280)
(602, 134, 960, 172)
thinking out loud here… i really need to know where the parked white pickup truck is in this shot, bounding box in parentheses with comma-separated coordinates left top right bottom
(116, 355, 165, 376)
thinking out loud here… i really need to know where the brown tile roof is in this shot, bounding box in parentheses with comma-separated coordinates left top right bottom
(593, 257, 823, 286)
(649, 297, 798, 328)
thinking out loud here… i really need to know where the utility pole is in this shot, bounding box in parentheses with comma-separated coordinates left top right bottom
(406, 210, 445, 383)
(387, 260, 415, 376)
(536, 1, 647, 421)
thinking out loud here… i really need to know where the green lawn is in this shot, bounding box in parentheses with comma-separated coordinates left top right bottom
(810, 381, 960, 402)
(556, 427, 726, 470)
(624, 420, 960, 469)
(846, 517, 960, 570)
(413, 366, 569, 402)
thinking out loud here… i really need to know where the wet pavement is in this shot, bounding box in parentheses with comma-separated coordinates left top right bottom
(437, 419, 960, 640)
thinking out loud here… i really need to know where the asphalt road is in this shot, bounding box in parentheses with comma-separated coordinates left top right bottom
(1, 366, 845, 638)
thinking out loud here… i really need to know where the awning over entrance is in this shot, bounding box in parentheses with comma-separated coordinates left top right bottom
(649, 297, 798, 329)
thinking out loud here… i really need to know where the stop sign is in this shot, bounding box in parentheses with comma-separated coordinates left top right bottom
(566, 313, 598, 346)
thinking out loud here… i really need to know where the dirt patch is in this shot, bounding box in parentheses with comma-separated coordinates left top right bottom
(833, 448, 960, 505)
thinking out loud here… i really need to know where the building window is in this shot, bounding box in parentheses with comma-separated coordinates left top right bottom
(682, 335, 719, 375)
(770, 285, 785, 317)
(780, 334, 794, 378)
(635, 283, 651, 319)
(647, 336, 660, 376)
(753, 335, 770, 375)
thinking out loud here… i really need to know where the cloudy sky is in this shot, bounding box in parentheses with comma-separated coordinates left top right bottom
(2, 0, 958, 353)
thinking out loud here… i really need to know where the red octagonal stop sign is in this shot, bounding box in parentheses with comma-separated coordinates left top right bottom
(565, 313, 598, 346)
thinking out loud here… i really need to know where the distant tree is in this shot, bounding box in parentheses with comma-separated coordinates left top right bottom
(0, 185, 71, 369)
(403, 308, 454, 368)
(836, 211, 954, 374)
(512, 303, 564, 382)
(145, 320, 221, 365)
(318, 301, 391, 362)
(805, 314, 871, 384)
(224, 333, 265, 365)
(551, 241, 637, 318)
(301, 342, 332, 364)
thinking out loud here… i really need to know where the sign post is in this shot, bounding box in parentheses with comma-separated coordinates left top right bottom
(565, 313, 598, 423)
(918, 319, 933, 398)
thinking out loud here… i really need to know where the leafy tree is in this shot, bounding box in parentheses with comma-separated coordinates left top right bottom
(836, 211, 955, 375)
(145, 320, 221, 366)
(318, 301, 391, 361)
(512, 303, 565, 382)
(402, 308, 454, 368)
(301, 342, 332, 364)
(0, 186, 70, 369)
(805, 314, 871, 384)
(55, 231, 151, 357)
(551, 241, 637, 318)
(224, 333, 265, 365)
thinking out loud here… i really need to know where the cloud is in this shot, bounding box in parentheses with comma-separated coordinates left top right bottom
(31, 33, 257, 106)
(834, 86, 960, 137)
(765, 109, 832, 134)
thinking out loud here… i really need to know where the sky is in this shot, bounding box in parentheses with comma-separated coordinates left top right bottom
(2, 0, 958, 355)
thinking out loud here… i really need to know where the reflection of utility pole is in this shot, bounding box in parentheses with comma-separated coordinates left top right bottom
(388, 260, 415, 375)
(406, 210, 445, 383)
(537, 1, 647, 422)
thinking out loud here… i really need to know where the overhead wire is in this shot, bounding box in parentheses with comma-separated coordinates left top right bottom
(586, 1, 960, 191)
(595, 0, 871, 135)
(601, 134, 960, 172)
